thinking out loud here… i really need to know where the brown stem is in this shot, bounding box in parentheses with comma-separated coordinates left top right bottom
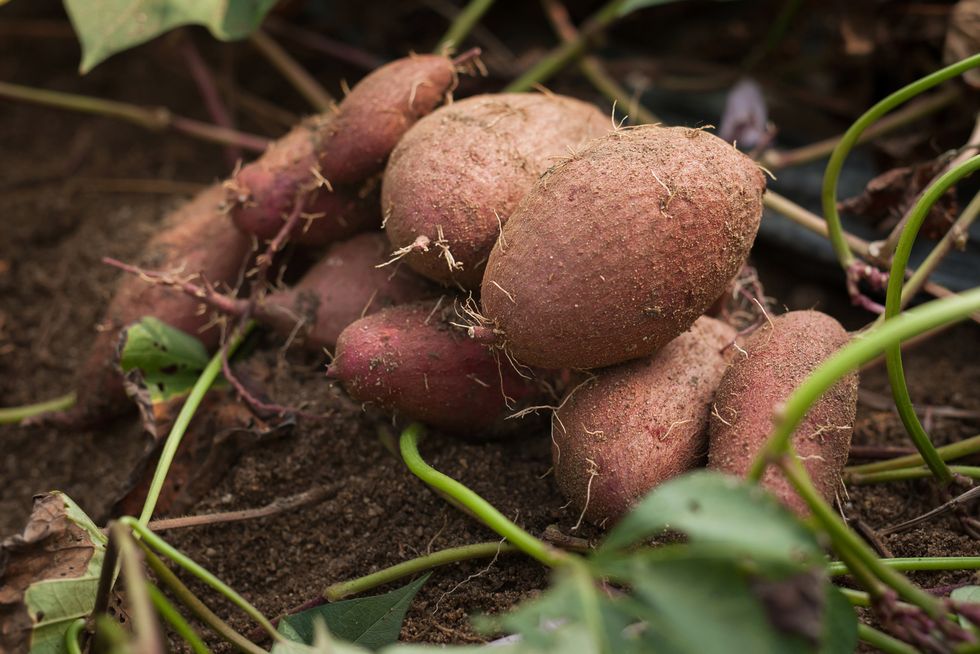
(0, 80, 269, 152)
(147, 486, 335, 531)
(179, 34, 242, 166)
(249, 30, 334, 111)
(263, 16, 385, 71)
(100, 257, 246, 317)
(540, 0, 659, 125)
(760, 87, 961, 170)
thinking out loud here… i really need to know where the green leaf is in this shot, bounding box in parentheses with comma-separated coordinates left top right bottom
(62, 0, 278, 73)
(279, 575, 430, 650)
(118, 317, 210, 404)
(820, 586, 858, 654)
(951, 586, 980, 632)
(601, 471, 821, 565)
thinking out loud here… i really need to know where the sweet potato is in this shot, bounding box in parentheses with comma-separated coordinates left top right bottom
(707, 310, 858, 515)
(382, 93, 609, 288)
(63, 184, 252, 426)
(552, 317, 736, 526)
(481, 125, 766, 370)
(254, 233, 437, 349)
(327, 300, 541, 435)
(227, 54, 457, 244)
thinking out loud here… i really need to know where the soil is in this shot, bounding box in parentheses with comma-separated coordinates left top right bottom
(2, 1, 979, 650)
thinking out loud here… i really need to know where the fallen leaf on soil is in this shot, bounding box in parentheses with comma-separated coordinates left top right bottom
(945, 0, 980, 88)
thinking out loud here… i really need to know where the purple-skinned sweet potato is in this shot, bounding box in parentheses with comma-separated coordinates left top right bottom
(226, 54, 458, 244)
(552, 317, 736, 526)
(707, 310, 858, 516)
(382, 92, 609, 288)
(55, 184, 253, 426)
(327, 300, 542, 435)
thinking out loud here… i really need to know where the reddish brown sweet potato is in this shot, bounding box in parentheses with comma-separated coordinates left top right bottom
(707, 310, 858, 515)
(255, 233, 437, 349)
(382, 92, 609, 288)
(327, 300, 541, 435)
(552, 317, 736, 526)
(227, 54, 457, 244)
(63, 184, 253, 426)
(481, 125, 766, 370)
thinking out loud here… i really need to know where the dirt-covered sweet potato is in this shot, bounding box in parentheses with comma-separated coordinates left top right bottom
(552, 317, 736, 526)
(255, 232, 437, 349)
(707, 310, 858, 515)
(382, 93, 609, 288)
(480, 125, 766, 370)
(327, 300, 540, 435)
(62, 184, 252, 426)
(226, 54, 457, 244)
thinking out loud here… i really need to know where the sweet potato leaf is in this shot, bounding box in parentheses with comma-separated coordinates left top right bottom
(279, 574, 430, 650)
(118, 316, 210, 405)
(63, 0, 278, 73)
(601, 471, 821, 565)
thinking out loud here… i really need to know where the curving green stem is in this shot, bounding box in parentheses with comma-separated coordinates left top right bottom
(883, 156, 980, 484)
(0, 391, 76, 424)
(146, 582, 212, 654)
(139, 322, 254, 525)
(858, 623, 919, 654)
(64, 618, 85, 654)
(748, 287, 980, 481)
(829, 556, 980, 577)
(821, 52, 980, 271)
(399, 424, 570, 568)
(122, 517, 283, 643)
(325, 541, 517, 600)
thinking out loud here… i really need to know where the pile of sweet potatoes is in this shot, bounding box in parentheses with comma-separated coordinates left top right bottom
(44, 52, 859, 526)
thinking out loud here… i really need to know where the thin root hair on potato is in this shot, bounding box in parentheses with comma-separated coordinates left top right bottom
(571, 458, 599, 532)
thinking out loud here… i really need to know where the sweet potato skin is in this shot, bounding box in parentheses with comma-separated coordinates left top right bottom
(227, 54, 456, 245)
(707, 310, 858, 515)
(327, 301, 538, 435)
(481, 125, 766, 370)
(259, 232, 437, 349)
(76, 184, 252, 424)
(553, 317, 736, 526)
(382, 93, 609, 288)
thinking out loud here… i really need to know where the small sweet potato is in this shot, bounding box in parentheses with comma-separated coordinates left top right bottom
(552, 317, 736, 526)
(68, 184, 252, 425)
(707, 310, 858, 515)
(255, 232, 437, 349)
(227, 54, 457, 244)
(382, 92, 609, 288)
(481, 125, 766, 370)
(327, 300, 540, 435)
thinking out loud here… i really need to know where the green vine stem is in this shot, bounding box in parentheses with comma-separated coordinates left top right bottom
(748, 286, 980, 480)
(122, 517, 283, 642)
(847, 465, 980, 485)
(0, 81, 270, 152)
(883, 156, 980, 485)
(779, 454, 944, 616)
(900, 191, 980, 310)
(436, 0, 496, 53)
(325, 541, 517, 600)
(504, 0, 627, 93)
(829, 556, 980, 576)
(64, 618, 85, 654)
(146, 582, 212, 654)
(399, 424, 570, 568)
(0, 391, 76, 424)
(821, 53, 980, 273)
(111, 523, 165, 654)
(140, 544, 267, 654)
(847, 434, 980, 475)
(139, 322, 254, 525)
(760, 88, 959, 171)
(857, 623, 920, 654)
